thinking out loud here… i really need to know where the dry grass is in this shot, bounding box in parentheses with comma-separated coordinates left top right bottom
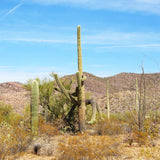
(58, 133, 121, 160)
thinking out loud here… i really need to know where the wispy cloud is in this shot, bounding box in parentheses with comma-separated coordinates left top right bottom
(22, 0, 160, 15)
(98, 44, 160, 49)
(2, 3, 23, 19)
(2, 30, 160, 49)
(3, 38, 76, 44)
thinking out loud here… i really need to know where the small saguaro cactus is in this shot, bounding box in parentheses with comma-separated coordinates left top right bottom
(31, 80, 39, 136)
(135, 78, 139, 111)
(106, 80, 110, 120)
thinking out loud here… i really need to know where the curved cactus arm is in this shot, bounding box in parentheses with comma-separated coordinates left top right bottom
(96, 102, 103, 120)
(54, 73, 71, 102)
(86, 99, 97, 124)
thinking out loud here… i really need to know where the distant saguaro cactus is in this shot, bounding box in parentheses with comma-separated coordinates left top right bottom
(31, 80, 39, 136)
(135, 78, 139, 111)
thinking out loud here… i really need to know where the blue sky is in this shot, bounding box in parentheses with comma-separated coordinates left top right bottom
(0, 0, 160, 83)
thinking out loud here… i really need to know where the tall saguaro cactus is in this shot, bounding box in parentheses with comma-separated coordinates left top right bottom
(31, 80, 39, 135)
(77, 25, 86, 131)
(106, 80, 110, 120)
(54, 26, 102, 132)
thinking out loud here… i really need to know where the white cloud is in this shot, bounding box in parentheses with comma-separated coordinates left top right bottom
(2, 30, 160, 49)
(2, 3, 23, 18)
(21, 0, 160, 14)
(3, 38, 75, 44)
(82, 31, 160, 49)
(5, 3, 23, 16)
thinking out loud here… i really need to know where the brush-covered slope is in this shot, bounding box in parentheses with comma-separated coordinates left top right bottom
(1, 72, 160, 114)
(0, 82, 30, 113)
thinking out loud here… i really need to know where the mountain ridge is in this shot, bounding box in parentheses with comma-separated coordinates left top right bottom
(1, 72, 160, 114)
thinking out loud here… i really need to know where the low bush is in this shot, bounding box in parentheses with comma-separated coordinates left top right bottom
(0, 103, 32, 159)
(39, 116, 59, 137)
(96, 119, 128, 135)
(58, 133, 121, 160)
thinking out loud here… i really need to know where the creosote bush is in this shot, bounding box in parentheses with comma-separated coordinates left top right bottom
(58, 133, 120, 160)
(96, 118, 127, 136)
(0, 103, 32, 159)
(38, 116, 59, 137)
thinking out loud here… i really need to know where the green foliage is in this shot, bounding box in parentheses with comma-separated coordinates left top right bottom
(24, 75, 73, 128)
(0, 102, 13, 123)
(0, 104, 32, 159)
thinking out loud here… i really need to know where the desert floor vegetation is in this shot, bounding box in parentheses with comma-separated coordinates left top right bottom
(1, 101, 160, 160)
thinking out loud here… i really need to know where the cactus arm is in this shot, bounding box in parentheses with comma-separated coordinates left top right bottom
(96, 102, 103, 120)
(54, 73, 71, 102)
(87, 99, 96, 124)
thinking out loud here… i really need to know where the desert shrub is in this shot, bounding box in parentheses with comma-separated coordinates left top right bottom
(123, 109, 159, 146)
(58, 133, 121, 160)
(0, 102, 13, 123)
(0, 105, 32, 159)
(96, 118, 128, 136)
(38, 116, 59, 137)
(24, 76, 78, 131)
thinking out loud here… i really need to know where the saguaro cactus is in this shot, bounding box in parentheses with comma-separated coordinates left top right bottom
(54, 26, 102, 131)
(77, 25, 86, 131)
(106, 80, 110, 120)
(135, 78, 139, 111)
(31, 80, 39, 135)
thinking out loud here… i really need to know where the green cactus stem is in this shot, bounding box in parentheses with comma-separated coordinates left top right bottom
(54, 73, 71, 102)
(77, 26, 86, 132)
(31, 80, 39, 136)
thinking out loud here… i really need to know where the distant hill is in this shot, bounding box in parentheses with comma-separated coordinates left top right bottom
(1, 72, 160, 114)
(0, 82, 30, 113)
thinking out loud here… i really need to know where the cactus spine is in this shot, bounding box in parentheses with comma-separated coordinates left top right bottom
(106, 80, 110, 120)
(31, 80, 39, 136)
(77, 25, 86, 132)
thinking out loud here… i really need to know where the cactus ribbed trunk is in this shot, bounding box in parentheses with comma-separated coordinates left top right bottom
(106, 80, 110, 120)
(77, 25, 86, 132)
(31, 80, 39, 136)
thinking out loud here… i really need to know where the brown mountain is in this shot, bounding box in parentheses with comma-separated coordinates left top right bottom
(1, 72, 160, 114)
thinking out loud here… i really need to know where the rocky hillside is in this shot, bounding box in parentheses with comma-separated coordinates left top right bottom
(0, 82, 30, 113)
(1, 72, 160, 114)
(62, 72, 160, 113)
